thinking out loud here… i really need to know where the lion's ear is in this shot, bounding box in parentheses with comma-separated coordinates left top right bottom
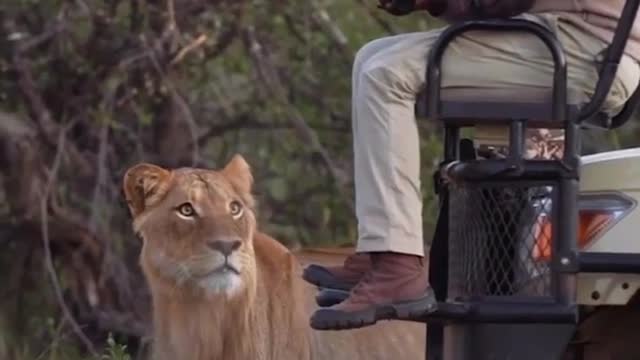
(123, 163, 172, 217)
(222, 154, 253, 195)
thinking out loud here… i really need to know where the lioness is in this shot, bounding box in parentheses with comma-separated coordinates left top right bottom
(123, 155, 426, 360)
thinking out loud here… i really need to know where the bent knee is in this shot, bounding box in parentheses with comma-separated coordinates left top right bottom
(611, 55, 640, 108)
(354, 36, 398, 71)
(358, 58, 421, 100)
(359, 62, 398, 89)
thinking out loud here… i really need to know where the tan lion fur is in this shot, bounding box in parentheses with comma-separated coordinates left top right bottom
(123, 155, 426, 360)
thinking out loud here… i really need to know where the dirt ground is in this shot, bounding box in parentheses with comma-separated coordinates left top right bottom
(294, 247, 355, 267)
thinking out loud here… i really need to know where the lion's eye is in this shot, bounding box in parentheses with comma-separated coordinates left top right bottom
(229, 200, 243, 219)
(177, 203, 196, 217)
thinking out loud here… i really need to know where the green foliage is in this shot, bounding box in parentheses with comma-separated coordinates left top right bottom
(0, 330, 133, 360)
(14, 0, 640, 358)
(99, 334, 132, 360)
(0, 0, 446, 356)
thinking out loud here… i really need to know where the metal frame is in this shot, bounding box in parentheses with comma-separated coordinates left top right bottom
(578, 0, 640, 127)
(426, 19, 568, 125)
(421, 1, 640, 359)
(579, 253, 640, 274)
(426, 17, 579, 322)
(414, 300, 577, 324)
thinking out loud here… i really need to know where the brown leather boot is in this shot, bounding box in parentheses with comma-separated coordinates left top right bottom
(310, 252, 437, 330)
(303, 252, 371, 291)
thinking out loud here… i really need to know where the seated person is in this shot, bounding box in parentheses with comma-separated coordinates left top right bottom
(306, 0, 640, 330)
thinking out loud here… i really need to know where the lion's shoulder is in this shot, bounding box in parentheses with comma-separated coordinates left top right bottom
(253, 232, 301, 285)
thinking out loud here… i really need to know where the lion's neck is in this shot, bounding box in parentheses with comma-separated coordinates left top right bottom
(148, 276, 311, 360)
(151, 289, 264, 360)
(148, 233, 315, 360)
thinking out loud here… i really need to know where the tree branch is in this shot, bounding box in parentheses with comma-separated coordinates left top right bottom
(242, 28, 354, 213)
(40, 122, 98, 357)
(141, 34, 200, 167)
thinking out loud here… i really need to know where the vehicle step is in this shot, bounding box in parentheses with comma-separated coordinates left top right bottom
(314, 288, 578, 324)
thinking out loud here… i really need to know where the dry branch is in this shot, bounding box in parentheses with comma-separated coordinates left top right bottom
(170, 34, 208, 65)
(141, 34, 201, 167)
(39, 124, 98, 356)
(242, 27, 355, 213)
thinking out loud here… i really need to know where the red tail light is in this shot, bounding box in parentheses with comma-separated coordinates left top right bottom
(532, 193, 634, 262)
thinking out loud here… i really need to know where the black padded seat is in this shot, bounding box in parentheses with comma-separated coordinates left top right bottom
(416, 87, 596, 128)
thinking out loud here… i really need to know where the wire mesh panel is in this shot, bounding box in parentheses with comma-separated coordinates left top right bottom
(447, 181, 555, 300)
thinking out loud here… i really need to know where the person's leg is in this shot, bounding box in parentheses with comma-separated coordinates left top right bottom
(312, 30, 446, 330)
(303, 32, 433, 292)
(307, 13, 640, 290)
(311, 14, 640, 330)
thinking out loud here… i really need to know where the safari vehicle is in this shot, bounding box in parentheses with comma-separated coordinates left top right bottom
(317, 0, 640, 359)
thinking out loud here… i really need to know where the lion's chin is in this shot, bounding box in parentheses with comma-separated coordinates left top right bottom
(196, 271, 244, 298)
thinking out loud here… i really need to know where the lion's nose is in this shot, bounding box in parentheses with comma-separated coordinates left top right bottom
(208, 239, 242, 256)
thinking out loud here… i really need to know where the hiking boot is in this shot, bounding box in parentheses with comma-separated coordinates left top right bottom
(315, 288, 350, 307)
(303, 252, 371, 291)
(310, 252, 437, 330)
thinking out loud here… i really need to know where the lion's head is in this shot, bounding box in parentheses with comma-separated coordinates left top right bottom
(123, 155, 257, 299)
(122, 155, 427, 360)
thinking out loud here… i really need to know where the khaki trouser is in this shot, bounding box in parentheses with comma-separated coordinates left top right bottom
(353, 13, 640, 256)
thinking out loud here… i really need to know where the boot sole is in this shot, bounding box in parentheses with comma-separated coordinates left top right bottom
(302, 265, 356, 292)
(310, 289, 437, 330)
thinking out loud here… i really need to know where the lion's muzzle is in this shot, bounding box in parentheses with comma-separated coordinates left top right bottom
(208, 237, 242, 256)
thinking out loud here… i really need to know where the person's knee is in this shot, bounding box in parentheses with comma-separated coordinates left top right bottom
(353, 36, 397, 76)
(612, 56, 640, 106)
(358, 58, 414, 102)
(361, 58, 394, 81)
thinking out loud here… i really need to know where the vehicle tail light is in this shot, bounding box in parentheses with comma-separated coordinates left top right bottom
(532, 193, 634, 262)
